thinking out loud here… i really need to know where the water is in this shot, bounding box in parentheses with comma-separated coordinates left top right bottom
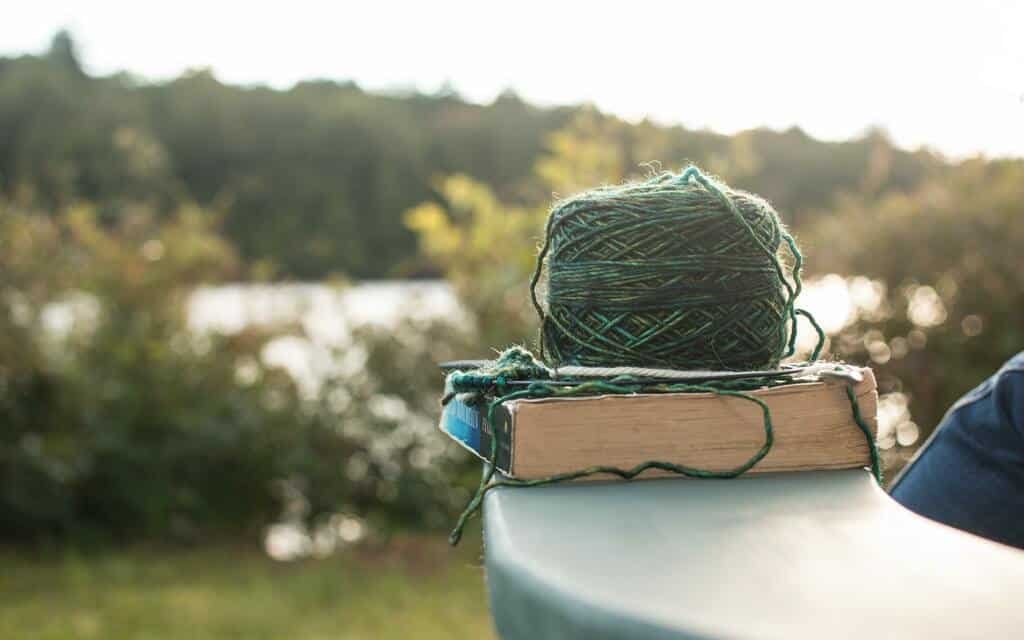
(189, 280, 462, 338)
(187, 275, 887, 378)
(188, 280, 466, 397)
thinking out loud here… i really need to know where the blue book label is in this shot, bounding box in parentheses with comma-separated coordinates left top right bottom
(440, 396, 513, 473)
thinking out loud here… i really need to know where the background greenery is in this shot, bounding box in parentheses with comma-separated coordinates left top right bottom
(1, 31, 1022, 637)
(2, 33, 941, 280)
(0, 533, 493, 640)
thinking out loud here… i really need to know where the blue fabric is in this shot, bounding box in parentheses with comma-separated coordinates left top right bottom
(891, 352, 1024, 549)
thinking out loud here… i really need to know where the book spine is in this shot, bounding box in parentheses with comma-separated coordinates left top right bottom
(439, 397, 513, 473)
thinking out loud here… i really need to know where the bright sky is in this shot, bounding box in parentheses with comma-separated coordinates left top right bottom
(4, 1, 1023, 159)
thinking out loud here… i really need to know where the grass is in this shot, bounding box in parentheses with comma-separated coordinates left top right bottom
(0, 533, 495, 640)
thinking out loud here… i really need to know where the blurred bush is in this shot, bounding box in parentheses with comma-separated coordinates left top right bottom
(405, 110, 640, 349)
(805, 159, 1024, 475)
(0, 203, 472, 542)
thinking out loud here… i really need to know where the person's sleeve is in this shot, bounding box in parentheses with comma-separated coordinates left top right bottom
(890, 352, 1024, 550)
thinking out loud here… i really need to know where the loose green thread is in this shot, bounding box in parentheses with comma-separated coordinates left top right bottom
(448, 167, 880, 546)
(445, 354, 880, 546)
(847, 384, 883, 484)
(447, 370, 781, 546)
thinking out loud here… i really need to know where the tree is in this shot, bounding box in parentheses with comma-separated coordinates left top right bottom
(46, 30, 83, 77)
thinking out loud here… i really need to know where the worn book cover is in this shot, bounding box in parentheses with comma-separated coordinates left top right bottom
(440, 369, 877, 480)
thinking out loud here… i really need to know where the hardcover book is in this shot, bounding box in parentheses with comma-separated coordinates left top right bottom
(440, 369, 878, 480)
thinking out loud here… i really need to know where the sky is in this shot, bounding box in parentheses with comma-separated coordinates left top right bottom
(3, 1, 1023, 159)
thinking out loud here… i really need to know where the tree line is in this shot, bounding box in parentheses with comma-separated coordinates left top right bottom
(2, 32, 944, 280)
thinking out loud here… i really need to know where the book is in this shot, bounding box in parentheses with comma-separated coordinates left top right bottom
(440, 369, 877, 480)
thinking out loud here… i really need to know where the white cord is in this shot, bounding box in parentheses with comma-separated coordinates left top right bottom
(550, 361, 862, 383)
(551, 365, 789, 379)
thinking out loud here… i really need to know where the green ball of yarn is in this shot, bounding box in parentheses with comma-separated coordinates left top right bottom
(531, 166, 802, 371)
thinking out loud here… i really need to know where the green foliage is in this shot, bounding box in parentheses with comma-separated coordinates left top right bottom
(806, 159, 1024, 468)
(2, 34, 941, 279)
(0, 203, 470, 542)
(405, 111, 658, 349)
(406, 175, 545, 349)
(0, 538, 492, 639)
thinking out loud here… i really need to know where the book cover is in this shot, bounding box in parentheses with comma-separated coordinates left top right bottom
(438, 369, 877, 480)
(440, 395, 513, 472)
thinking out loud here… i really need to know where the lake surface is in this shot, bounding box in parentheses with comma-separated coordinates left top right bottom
(187, 275, 885, 381)
(188, 280, 464, 396)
